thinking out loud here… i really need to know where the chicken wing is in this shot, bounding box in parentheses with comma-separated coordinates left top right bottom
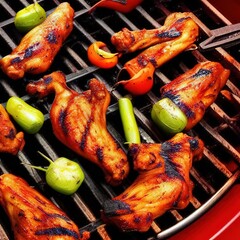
(0, 104, 24, 155)
(112, 12, 199, 77)
(101, 133, 204, 232)
(111, 12, 195, 53)
(160, 61, 230, 130)
(26, 71, 129, 185)
(0, 173, 90, 240)
(0, 2, 74, 80)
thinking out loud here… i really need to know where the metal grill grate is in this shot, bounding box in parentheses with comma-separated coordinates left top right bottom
(0, 0, 239, 239)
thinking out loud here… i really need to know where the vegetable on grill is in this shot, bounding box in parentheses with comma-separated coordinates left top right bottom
(14, 1, 46, 32)
(115, 62, 155, 95)
(87, 41, 119, 69)
(151, 98, 187, 134)
(6, 96, 44, 134)
(118, 97, 141, 144)
(89, 0, 143, 13)
(28, 152, 85, 195)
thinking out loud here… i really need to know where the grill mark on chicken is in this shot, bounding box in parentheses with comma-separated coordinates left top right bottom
(160, 61, 230, 130)
(161, 142, 185, 181)
(192, 68, 212, 78)
(189, 138, 200, 150)
(5, 129, 15, 140)
(177, 16, 189, 23)
(101, 133, 204, 232)
(0, 174, 90, 239)
(79, 117, 93, 151)
(44, 75, 53, 84)
(0, 2, 74, 80)
(96, 147, 104, 162)
(104, 200, 132, 217)
(35, 227, 80, 238)
(26, 71, 129, 185)
(47, 31, 58, 44)
(156, 29, 181, 38)
(162, 90, 195, 119)
(59, 109, 69, 135)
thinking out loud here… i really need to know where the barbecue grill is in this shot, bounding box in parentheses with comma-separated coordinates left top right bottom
(0, 0, 239, 239)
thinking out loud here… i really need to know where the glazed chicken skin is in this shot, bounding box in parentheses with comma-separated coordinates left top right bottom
(111, 12, 199, 77)
(0, 2, 74, 80)
(160, 61, 230, 130)
(0, 104, 25, 155)
(102, 133, 204, 232)
(0, 173, 90, 240)
(26, 71, 129, 186)
(111, 12, 196, 53)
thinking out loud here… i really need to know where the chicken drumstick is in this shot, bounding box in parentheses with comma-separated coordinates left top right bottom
(102, 133, 204, 232)
(0, 2, 74, 80)
(0, 173, 90, 240)
(26, 71, 129, 186)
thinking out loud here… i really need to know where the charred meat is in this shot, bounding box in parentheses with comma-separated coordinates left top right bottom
(0, 173, 90, 240)
(160, 61, 230, 130)
(0, 104, 24, 155)
(102, 133, 204, 232)
(0, 2, 74, 80)
(26, 71, 129, 186)
(111, 12, 197, 53)
(111, 12, 199, 77)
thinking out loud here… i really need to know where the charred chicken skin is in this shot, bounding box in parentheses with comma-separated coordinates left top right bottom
(111, 12, 196, 53)
(102, 133, 204, 232)
(111, 12, 199, 77)
(0, 2, 74, 80)
(160, 61, 230, 130)
(0, 173, 90, 240)
(26, 71, 129, 185)
(0, 104, 25, 155)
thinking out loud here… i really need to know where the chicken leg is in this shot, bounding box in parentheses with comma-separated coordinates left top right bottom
(101, 133, 204, 232)
(160, 61, 230, 130)
(26, 71, 129, 185)
(0, 173, 90, 240)
(0, 2, 74, 80)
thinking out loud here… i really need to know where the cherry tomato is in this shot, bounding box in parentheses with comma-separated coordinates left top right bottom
(87, 41, 118, 69)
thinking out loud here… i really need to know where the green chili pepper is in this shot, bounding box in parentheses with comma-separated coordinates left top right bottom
(118, 97, 141, 144)
(14, 1, 46, 32)
(151, 97, 187, 134)
(6, 96, 44, 134)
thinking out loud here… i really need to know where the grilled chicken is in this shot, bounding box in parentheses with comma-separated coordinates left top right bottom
(111, 12, 199, 77)
(102, 133, 204, 232)
(26, 71, 129, 185)
(0, 104, 24, 155)
(0, 173, 90, 240)
(111, 12, 196, 53)
(0, 2, 74, 80)
(160, 61, 230, 130)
